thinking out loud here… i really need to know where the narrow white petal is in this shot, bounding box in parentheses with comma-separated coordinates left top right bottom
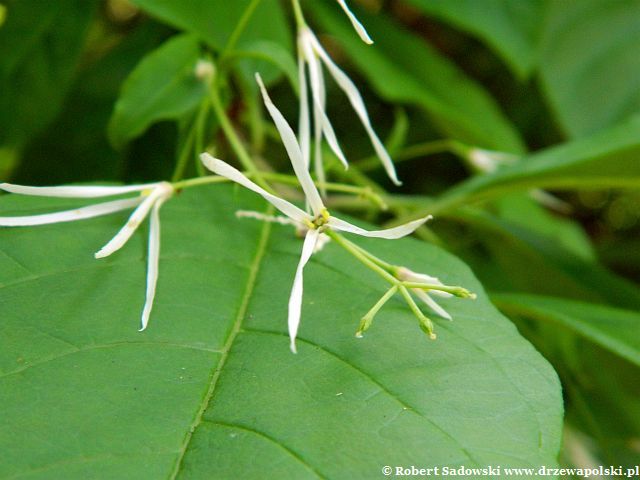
(0, 182, 159, 198)
(413, 289, 452, 320)
(305, 44, 329, 197)
(288, 229, 319, 353)
(201, 154, 309, 223)
(236, 210, 297, 226)
(310, 34, 401, 185)
(311, 42, 326, 184)
(0, 197, 141, 226)
(302, 34, 349, 169)
(139, 197, 166, 331)
(411, 272, 441, 284)
(329, 215, 432, 239)
(315, 142, 328, 198)
(255, 73, 325, 217)
(94, 188, 164, 258)
(298, 48, 311, 169)
(530, 189, 572, 213)
(430, 289, 454, 298)
(336, 0, 374, 44)
(396, 266, 453, 298)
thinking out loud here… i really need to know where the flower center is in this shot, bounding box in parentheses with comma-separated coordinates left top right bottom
(306, 208, 330, 231)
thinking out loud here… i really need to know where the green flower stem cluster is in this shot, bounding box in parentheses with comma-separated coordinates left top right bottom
(163, 0, 477, 346)
(327, 231, 475, 339)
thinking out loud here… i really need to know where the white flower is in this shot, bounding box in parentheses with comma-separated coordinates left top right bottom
(201, 74, 430, 353)
(0, 181, 174, 330)
(466, 147, 518, 173)
(395, 267, 453, 321)
(297, 26, 401, 187)
(336, 0, 373, 44)
(466, 148, 571, 212)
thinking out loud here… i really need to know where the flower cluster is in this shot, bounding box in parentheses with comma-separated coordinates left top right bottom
(0, 1, 475, 351)
(201, 73, 432, 352)
(0, 182, 173, 331)
(296, 1, 401, 188)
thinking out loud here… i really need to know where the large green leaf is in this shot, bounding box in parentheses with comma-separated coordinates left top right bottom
(493, 293, 640, 369)
(405, 0, 543, 78)
(108, 34, 208, 149)
(539, 0, 640, 137)
(422, 115, 640, 216)
(12, 21, 171, 185)
(494, 194, 595, 262)
(0, 185, 561, 477)
(129, 0, 289, 50)
(0, 0, 98, 147)
(310, 0, 524, 153)
(446, 207, 640, 311)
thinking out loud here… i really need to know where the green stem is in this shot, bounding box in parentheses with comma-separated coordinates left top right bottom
(171, 106, 203, 182)
(291, 0, 306, 27)
(398, 285, 436, 339)
(401, 282, 475, 298)
(356, 285, 398, 337)
(260, 172, 387, 209)
(327, 230, 397, 284)
(337, 234, 395, 271)
(357, 139, 468, 172)
(194, 100, 210, 177)
(172, 175, 228, 190)
(222, 0, 262, 57)
(209, 83, 272, 191)
(236, 72, 265, 152)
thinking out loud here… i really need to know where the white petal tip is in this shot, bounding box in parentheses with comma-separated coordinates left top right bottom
(138, 325, 147, 332)
(199, 152, 216, 168)
(94, 250, 107, 259)
(290, 341, 298, 354)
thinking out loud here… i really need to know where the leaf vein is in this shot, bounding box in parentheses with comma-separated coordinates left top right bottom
(0, 342, 222, 379)
(169, 215, 273, 479)
(243, 328, 480, 465)
(202, 420, 326, 479)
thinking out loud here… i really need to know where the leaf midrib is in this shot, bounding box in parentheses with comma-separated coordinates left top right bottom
(169, 215, 273, 479)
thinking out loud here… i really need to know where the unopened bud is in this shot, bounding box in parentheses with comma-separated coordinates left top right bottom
(355, 315, 374, 338)
(195, 59, 215, 83)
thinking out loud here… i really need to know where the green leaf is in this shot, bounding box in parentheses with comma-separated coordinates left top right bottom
(232, 39, 300, 94)
(128, 0, 292, 84)
(539, 0, 640, 137)
(404, 0, 543, 78)
(427, 115, 640, 215)
(495, 194, 595, 261)
(0, 0, 98, 147)
(13, 21, 171, 185)
(0, 185, 561, 477)
(130, 0, 289, 50)
(310, 0, 525, 153)
(129, 0, 293, 86)
(108, 34, 208, 149)
(447, 207, 640, 311)
(493, 293, 640, 368)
